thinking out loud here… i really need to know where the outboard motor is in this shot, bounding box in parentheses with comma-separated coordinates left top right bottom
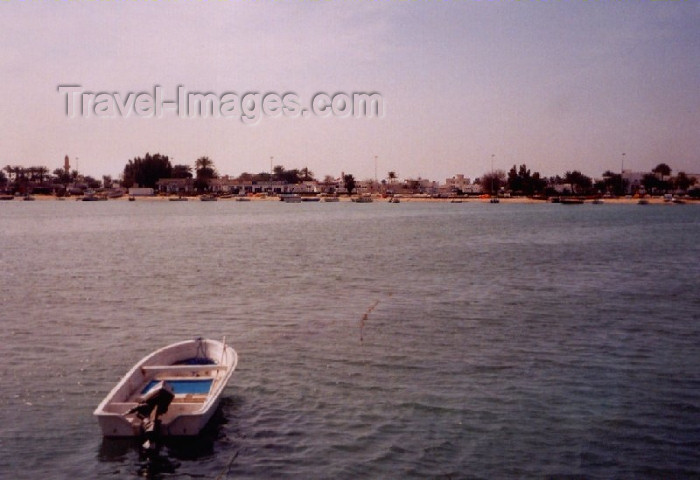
(127, 381, 175, 450)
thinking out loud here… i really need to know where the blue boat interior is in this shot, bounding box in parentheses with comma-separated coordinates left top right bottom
(141, 379, 213, 395)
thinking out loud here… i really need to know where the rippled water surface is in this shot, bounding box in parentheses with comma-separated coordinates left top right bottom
(1, 200, 698, 479)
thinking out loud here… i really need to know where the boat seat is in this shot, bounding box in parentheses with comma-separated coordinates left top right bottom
(171, 395, 207, 404)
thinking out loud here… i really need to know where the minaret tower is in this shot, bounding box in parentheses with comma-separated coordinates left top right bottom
(64, 155, 70, 174)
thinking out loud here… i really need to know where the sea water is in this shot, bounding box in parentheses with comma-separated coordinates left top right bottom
(0, 200, 698, 479)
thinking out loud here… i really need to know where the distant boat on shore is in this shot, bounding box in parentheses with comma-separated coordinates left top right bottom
(82, 190, 108, 201)
(280, 194, 302, 203)
(200, 194, 217, 201)
(352, 195, 373, 203)
(560, 197, 584, 205)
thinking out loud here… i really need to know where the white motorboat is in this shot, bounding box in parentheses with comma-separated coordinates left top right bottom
(280, 194, 302, 203)
(94, 338, 237, 440)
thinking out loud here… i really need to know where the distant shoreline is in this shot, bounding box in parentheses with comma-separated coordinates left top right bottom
(7, 194, 696, 205)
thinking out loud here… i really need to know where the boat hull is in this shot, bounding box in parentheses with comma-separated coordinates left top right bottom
(95, 398, 225, 437)
(94, 338, 237, 437)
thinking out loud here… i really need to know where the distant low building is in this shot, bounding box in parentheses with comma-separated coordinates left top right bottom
(128, 187, 154, 196)
(553, 183, 574, 194)
(405, 178, 439, 195)
(156, 178, 195, 194)
(355, 180, 376, 194)
(207, 176, 242, 194)
(288, 181, 318, 194)
(206, 176, 315, 195)
(232, 180, 292, 195)
(462, 184, 483, 194)
(621, 170, 645, 195)
(316, 179, 341, 194)
(444, 174, 471, 193)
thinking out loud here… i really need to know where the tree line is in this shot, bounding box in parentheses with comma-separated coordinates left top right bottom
(1, 154, 696, 197)
(475, 162, 696, 197)
(121, 154, 322, 192)
(1, 164, 110, 194)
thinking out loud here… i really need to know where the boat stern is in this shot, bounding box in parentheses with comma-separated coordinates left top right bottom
(95, 409, 143, 437)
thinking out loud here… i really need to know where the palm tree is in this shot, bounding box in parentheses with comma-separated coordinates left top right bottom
(300, 167, 314, 181)
(35, 166, 48, 184)
(195, 156, 214, 172)
(272, 165, 286, 181)
(564, 170, 592, 196)
(4, 165, 15, 183)
(674, 172, 694, 192)
(195, 156, 217, 192)
(343, 174, 356, 195)
(652, 163, 672, 179)
(387, 171, 397, 183)
(172, 164, 193, 179)
(102, 175, 113, 189)
(195, 157, 217, 178)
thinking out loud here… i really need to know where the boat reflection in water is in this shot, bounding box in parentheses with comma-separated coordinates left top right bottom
(98, 398, 236, 477)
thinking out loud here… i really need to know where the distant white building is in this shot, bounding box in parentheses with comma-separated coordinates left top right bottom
(444, 174, 471, 193)
(621, 170, 645, 194)
(463, 184, 483, 194)
(553, 183, 574, 194)
(355, 179, 379, 194)
(128, 187, 154, 196)
(289, 181, 318, 194)
(156, 178, 194, 194)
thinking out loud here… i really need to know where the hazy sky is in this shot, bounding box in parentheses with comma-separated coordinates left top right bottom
(2, 0, 699, 182)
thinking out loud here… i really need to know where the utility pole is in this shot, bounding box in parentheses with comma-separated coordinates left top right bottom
(374, 155, 378, 194)
(621, 152, 625, 195)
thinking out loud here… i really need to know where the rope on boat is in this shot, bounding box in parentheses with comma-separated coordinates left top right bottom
(220, 336, 227, 364)
(192, 337, 210, 365)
